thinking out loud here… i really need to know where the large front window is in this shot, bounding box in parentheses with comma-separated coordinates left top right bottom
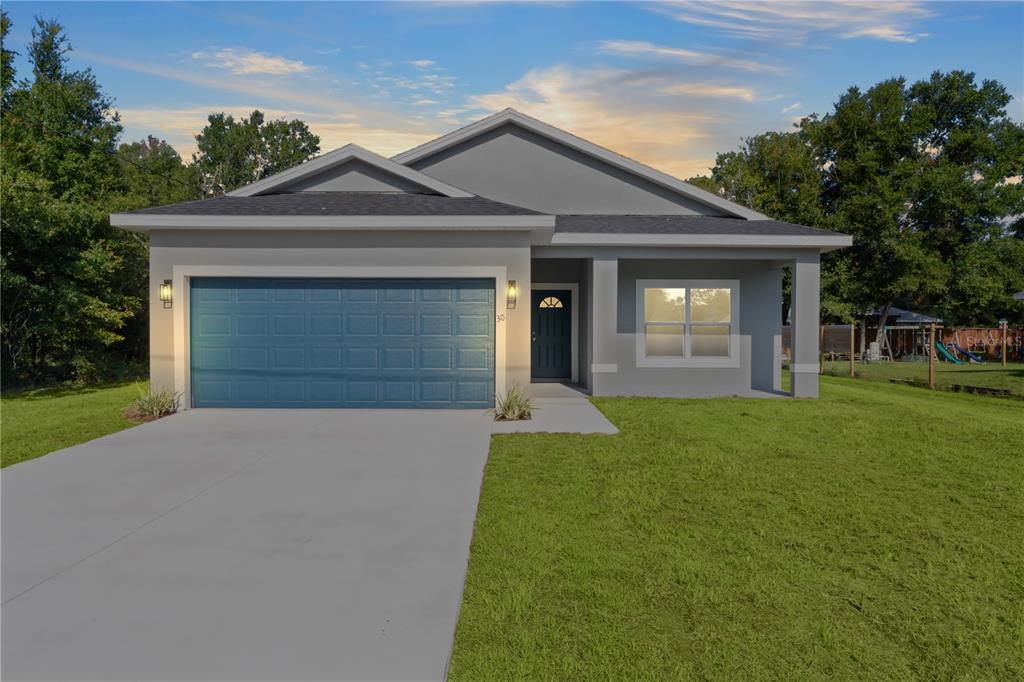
(636, 280, 739, 367)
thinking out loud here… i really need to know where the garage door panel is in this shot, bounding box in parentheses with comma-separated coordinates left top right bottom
(236, 315, 268, 336)
(236, 348, 269, 370)
(346, 314, 378, 335)
(346, 348, 378, 369)
(190, 278, 494, 408)
(310, 348, 341, 369)
(310, 314, 341, 335)
(382, 314, 415, 336)
(383, 348, 415, 369)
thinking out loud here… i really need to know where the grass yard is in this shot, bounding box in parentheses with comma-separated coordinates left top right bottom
(823, 359, 1024, 396)
(450, 377, 1023, 680)
(1, 381, 146, 467)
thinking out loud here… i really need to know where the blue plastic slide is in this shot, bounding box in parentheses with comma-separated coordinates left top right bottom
(952, 343, 985, 364)
(935, 341, 965, 364)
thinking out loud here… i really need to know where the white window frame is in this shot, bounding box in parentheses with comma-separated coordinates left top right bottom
(635, 279, 740, 368)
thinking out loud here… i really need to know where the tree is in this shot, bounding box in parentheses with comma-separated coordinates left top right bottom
(687, 131, 853, 322)
(0, 17, 142, 385)
(698, 71, 1024, 333)
(903, 71, 1024, 325)
(805, 72, 1024, 336)
(691, 131, 824, 229)
(1, 12, 16, 109)
(115, 136, 199, 208)
(192, 110, 319, 195)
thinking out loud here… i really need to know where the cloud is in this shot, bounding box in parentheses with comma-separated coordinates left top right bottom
(659, 83, 757, 101)
(115, 106, 441, 162)
(653, 1, 934, 46)
(371, 72, 457, 96)
(450, 65, 721, 178)
(191, 47, 314, 75)
(414, 98, 440, 106)
(409, 59, 437, 69)
(80, 49, 446, 162)
(79, 50, 348, 112)
(840, 26, 928, 43)
(598, 40, 786, 75)
(781, 101, 802, 113)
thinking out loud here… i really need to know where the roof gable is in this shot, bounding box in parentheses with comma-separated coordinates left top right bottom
(393, 109, 768, 220)
(227, 143, 474, 198)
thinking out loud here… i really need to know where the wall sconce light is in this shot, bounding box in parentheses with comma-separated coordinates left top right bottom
(506, 280, 518, 310)
(159, 280, 173, 309)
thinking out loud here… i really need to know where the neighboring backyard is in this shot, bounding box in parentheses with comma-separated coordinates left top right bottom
(822, 359, 1024, 396)
(450, 377, 1023, 680)
(1, 382, 145, 467)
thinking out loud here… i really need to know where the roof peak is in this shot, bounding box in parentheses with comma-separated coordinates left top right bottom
(226, 142, 475, 199)
(391, 109, 769, 221)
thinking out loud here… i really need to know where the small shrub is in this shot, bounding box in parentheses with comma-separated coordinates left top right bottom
(493, 383, 533, 421)
(123, 386, 181, 422)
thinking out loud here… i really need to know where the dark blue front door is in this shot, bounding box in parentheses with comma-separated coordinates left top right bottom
(531, 289, 571, 380)
(190, 278, 494, 408)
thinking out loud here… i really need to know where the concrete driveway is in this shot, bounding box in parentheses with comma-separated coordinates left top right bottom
(2, 409, 493, 681)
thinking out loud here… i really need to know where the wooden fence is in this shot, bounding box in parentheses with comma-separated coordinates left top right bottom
(782, 325, 1024, 361)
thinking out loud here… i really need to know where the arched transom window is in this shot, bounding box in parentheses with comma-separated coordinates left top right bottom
(538, 296, 564, 309)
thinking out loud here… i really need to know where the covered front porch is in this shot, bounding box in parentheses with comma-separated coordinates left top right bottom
(528, 250, 822, 398)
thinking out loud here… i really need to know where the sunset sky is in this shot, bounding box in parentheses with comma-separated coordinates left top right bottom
(5, 1, 1022, 178)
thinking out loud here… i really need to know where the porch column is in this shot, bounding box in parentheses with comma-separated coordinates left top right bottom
(791, 253, 821, 398)
(590, 257, 619, 392)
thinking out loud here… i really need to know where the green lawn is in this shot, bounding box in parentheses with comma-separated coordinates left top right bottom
(823, 359, 1024, 396)
(450, 377, 1024, 680)
(1, 381, 146, 467)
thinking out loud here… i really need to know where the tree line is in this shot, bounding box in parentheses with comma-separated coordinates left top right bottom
(687, 72, 1024, 344)
(2, 16, 1022, 388)
(1, 16, 320, 387)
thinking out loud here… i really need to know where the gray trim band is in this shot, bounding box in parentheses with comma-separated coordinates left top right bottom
(110, 214, 557, 230)
(551, 232, 852, 249)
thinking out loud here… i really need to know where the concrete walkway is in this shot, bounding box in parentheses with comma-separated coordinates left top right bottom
(2, 409, 493, 681)
(492, 383, 618, 435)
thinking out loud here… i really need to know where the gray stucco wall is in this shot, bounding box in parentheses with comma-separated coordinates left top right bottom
(278, 159, 429, 193)
(411, 124, 729, 216)
(590, 258, 783, 398)
(148, 230, 532, 403)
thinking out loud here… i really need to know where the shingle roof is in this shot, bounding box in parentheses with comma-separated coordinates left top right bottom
(127, 192, 541, 216)
(871, 306, 942, 324)
(121, 194, 850, 241)
(555, 214, 843, 237)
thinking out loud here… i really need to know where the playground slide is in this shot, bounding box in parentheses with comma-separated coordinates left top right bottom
(935, 341, 965, 364)
(952, 343, 985, 364)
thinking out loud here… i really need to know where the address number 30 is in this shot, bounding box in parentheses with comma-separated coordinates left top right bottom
(495, 313, 506, 323)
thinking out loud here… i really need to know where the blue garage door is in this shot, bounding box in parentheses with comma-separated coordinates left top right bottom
(190, 278, 495, 408)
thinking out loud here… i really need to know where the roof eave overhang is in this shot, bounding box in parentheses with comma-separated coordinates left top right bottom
(110, 212, 554, 233)
(548, 232, 853, 251)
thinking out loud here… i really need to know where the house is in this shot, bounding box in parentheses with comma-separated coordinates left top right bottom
(110, 109, 851, 409)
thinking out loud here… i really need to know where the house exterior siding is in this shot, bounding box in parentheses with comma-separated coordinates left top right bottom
(118, 109, 846, 405)
(276, 158, 432, 194)
(596, 259, 783, 397)
(410, 124, 730, 216)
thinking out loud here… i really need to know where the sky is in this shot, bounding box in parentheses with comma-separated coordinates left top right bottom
(4, 1, 1023, 179)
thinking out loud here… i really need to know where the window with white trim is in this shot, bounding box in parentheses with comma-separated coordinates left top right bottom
(636, 280, 740, 367)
